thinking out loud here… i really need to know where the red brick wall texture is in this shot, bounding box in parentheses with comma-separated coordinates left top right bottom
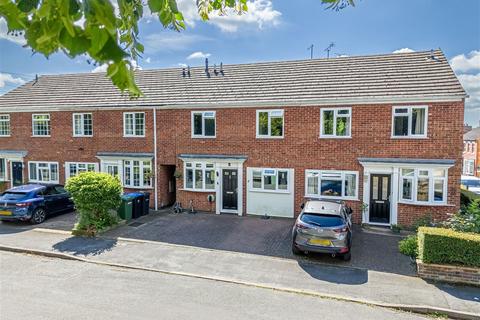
(0, 101, 464, 226)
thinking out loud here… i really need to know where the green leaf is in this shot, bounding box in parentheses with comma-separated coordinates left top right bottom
(59, 27, 91, 57)
(17, 0, 39, 12)
(95, 36, 127, 62)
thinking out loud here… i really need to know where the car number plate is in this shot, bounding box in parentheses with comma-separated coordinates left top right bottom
(309, 239, 332, 246)
(0, 210, 12, 216)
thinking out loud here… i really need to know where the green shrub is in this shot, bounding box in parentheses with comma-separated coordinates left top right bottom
(418, 227, 480, 267)
(460, 189, 480, 208)
(445, 199, 480, 234)
(398, 235, 418, 258)
(65, 172, 122, 233)
(411, 213, 435, 231)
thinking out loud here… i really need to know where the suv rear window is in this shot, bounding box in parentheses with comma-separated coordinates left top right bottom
(0, 192, 28, 200)
(300, 213, 344, 227)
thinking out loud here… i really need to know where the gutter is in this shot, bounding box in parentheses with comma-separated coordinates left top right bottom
(153, 107, 158, 210)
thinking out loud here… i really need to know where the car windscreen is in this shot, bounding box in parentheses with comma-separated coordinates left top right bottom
(300, 213, 344, 227)
(0, 192, 28, 200)
(462, 180, 480, 188)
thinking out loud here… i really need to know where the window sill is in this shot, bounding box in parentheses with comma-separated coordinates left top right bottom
(0, 135, 11, 137)
(191, 135, 216, 139)
(390, 136, 428, 140)
(29, 180, 59, 184)
(31, 135, 51, 138)
(255, 136, 284, 139)
(319, 135, 352, 139)
(304, 195, 360, 201)
(180, 188, 216, 193)
(123, 135, 146, 138)
(123, 186, 153, 190)
(249, 188, 291, 194)
(73, 135, 93, 138)
(398, 201, 453, 207)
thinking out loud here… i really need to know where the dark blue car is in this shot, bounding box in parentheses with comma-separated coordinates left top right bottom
(0, 184, 74, 224)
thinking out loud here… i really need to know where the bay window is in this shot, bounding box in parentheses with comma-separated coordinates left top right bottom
(250, 168, 290, 192)
(184, 162, 215, 191)
(320, 108, 351, 138)
(305, 170, 358, 200)
(392, 106, 427, 138)
(29, 161, 59, 183)
(400, 168, 447, 204)
(66, 162, 98, 179)
(124, 160, 152, 188)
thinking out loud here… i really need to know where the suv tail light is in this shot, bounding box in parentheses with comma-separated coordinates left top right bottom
(333, 226, 348, 233)
(16, 202, 32, 208)
(296, 220, 311, 230)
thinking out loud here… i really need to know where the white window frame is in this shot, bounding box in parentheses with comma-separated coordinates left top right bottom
(0, 114, 11, 137)
(0, 158, 6, 181)
(249, 167, 291, 193)
(123, 112, 145, 137)
(399, 168, 448, 205)
(123, 160, 152, 188)
(391, 106, 428, 138)
(28, 161, 59, 183)
(32, 114, 51, 137)
(191, 111, 216, 138)
(463, 159, 475, 176)
(65, 162, 98, 180)
(183, 162, 216, 192)
(305, 170, 359, 200)
(320, 107, 352, 138)
(72, 113, 93, 137)
(256, 109, 284, 139)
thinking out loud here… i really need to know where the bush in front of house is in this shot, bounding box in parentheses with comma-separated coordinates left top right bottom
(418, 227, 480, 268)
(398, 235, 418, 259)
(460, 189, 480, 208)
(65, 172, 122, 234)
(445, 199, 480, 234)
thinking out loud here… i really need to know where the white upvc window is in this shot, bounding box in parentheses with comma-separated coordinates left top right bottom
(73, 113, 93, 137)
(256, 109, 284, 138)
(65, 162, 98, 180)
(463, 159, 475, 175)
(28, 161, 59, 183)
(250, 168, 290, 193)
(123, 160, 152, 188)
(305, 170, 358, 200)
(192, 111, 216, 138)
(0, 158, 6, 180)
(0, 115, 11, 136)
(184, 162, 216, 191)
(32, 114, 51, 136)
(399, 168, 447, 204)
(123, 112, 145, 137)
(392, 106, 428, 138)
(103, 161, 121, 178)
(320, 107, 351, 138)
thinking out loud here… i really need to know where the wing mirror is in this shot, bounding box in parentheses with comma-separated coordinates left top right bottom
(300, 203, 305, 209)
(347, 207, 353, 215)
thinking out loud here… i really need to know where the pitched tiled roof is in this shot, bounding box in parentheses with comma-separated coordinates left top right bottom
(464, 127, 480, 141)
(0, 49, 466, 110)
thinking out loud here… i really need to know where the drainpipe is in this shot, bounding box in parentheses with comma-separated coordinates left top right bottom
(153, 107, 158, 210)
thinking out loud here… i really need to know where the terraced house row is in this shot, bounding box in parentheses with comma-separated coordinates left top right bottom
(0, 50, 467, 227)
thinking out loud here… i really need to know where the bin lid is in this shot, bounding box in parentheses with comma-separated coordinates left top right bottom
(121, 194, 137, 200)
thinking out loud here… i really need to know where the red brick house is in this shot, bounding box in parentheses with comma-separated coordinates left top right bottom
(0, 50, 467, 227)
(463, 127, 480, 177)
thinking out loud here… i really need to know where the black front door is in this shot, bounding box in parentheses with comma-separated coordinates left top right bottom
(369, 174, 391, 224)
(11, 162, 23, 187)
(222, 169, 238, 211)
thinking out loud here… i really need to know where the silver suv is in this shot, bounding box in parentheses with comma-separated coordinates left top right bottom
(292, 199, 353, 261)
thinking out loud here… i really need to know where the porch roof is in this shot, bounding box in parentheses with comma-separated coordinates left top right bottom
(358, 157, 455, 165)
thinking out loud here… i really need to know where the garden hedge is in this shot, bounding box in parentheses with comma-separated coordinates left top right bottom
(418, 227, 480, 268)
(460, 189, 480, 207)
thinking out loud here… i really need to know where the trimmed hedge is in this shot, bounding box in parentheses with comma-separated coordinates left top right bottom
(418, 227, 480, 268)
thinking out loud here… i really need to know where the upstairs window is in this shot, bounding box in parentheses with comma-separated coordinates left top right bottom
(192, 111, 216, 138)
(73, 113, 93, 137)
(0, 115, 10, 136)
(257, 110, 284, 138)
(320, 108, 351, 138)
(124, 112, 145, 137)
(29, 162, 59, 183)
(32, 114, 50, 136)
(392, 106, 427, 138)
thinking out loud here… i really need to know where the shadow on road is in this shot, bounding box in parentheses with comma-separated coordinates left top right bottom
(432, 281, 480, 303)
(298, 260, 368, 285)
(53, 236, 117, 256)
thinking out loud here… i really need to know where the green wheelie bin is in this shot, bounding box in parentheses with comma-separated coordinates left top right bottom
(118, 194, 135, 221)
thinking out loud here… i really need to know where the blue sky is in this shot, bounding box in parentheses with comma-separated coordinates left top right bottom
(0, 0, 479, 125)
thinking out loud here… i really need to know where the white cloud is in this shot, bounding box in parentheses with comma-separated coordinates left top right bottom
(145, 57, 151, 63)
(393, 48, 415, 54)
(91, 60, 142, 73)
(0, 18, 26, 45)
(458, 73, 480, 113)
(178, 63, 188, 68)
(0, 73, 26, 88)
(449, 50, 480, 73)
(144, 33, 210, 53)
(187, 51, 211, 60)
(177, 0, 281, 33)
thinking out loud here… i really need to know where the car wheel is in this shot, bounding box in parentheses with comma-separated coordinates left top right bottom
(30, 208, 47, 224)
(341, 252, 351, 261)
(292, 243, 302, 255)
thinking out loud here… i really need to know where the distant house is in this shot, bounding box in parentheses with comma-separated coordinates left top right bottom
(0, 49, 467, 227)
(464, 124, 472, 134)
(463, 127, 480, 177)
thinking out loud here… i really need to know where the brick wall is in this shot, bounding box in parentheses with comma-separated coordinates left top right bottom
(417, 260, 480, 286)
(463, 140, 478, 176)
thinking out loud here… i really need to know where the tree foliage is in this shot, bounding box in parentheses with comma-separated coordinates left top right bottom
(0, 0, 354, 96)
(65, 171, 122, 233)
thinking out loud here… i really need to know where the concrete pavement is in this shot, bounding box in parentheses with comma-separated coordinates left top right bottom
(0, 251, 429, 320)
(0, 227, 478, 319)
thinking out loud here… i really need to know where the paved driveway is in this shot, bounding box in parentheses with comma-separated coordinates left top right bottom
(105, 210, 416, 276)
(0, 211, 77, 235)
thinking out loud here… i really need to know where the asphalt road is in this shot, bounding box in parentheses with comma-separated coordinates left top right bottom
(0, 251, 427, 320)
